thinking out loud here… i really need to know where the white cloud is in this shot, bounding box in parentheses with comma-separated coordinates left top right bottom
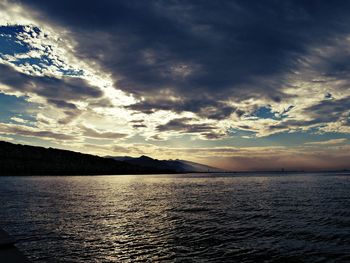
(305, 138, 348, 145)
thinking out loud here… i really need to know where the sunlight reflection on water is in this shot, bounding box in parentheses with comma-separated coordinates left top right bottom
(0, 173, 349, 262)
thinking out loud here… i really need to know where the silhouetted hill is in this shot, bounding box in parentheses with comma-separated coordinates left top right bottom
(0, 141, 175, 175)
(109, 155, 223, 173)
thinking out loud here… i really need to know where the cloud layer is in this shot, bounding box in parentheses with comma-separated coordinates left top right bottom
(0, 0, 349, 170)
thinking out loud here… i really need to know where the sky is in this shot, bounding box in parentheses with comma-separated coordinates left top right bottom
(0, 0, 349, 171)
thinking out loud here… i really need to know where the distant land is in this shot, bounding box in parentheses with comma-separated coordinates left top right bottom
(109, 155, 224, 173)
(0, 141, 221, 175)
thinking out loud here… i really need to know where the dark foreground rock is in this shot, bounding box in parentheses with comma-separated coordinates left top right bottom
(0, 228, 31, 263)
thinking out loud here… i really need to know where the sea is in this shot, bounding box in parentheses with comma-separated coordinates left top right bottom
(0, 173, 349, 262)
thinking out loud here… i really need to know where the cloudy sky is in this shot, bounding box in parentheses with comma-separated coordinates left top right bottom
(0, 0, 349, 171)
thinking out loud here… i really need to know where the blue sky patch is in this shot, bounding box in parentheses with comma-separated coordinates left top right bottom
(228, 128, 256, 138)
(0, 93, 38, 124)
(0, 26, 31, 56)
(60, 68, 84, 76)
(13, 57, 53, 67)
(253, 106, 278, 119)
(0, 25, 84, 77)
(247, 105, 294, 120)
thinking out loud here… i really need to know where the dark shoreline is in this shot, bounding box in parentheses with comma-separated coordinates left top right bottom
(1, 141, 349, 176)
(1, 171, 349, 177)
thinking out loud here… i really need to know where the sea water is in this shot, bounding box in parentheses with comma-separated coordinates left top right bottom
(0, 173, 349, 262)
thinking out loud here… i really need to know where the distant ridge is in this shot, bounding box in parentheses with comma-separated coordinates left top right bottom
(0, 141, 173, 175)
(0, 141, 221, 175)
(108, 155, 224, 173)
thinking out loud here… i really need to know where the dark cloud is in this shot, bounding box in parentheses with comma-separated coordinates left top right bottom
(267, 96, 350, 132)
(57, 110, 82, 125)
(306, 97, 350, 120)
(0, 63, 102, 101)
(157, 118, 214, 132)
(87, 98, 114, 108)
(82, 126, 127, 139)
(0, 123, 75, 140)
(127, 98, 238, 120)
(47, 99, 78, 110)
(132, 124, 147, 129)
(16, 0, 350, 120)
(130, 120, 147, 129)
(130, 120, 145, 123)
(46, 100, 83, 124)
(156, 117, 225, 139)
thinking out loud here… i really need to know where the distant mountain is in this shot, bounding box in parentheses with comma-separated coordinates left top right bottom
(0, 141, 175, 175)
(108, 155, 224, 173)
(0, 141, 221, 175)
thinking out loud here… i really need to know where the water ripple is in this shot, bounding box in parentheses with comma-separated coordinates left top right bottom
(0, 174, 349, 262)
